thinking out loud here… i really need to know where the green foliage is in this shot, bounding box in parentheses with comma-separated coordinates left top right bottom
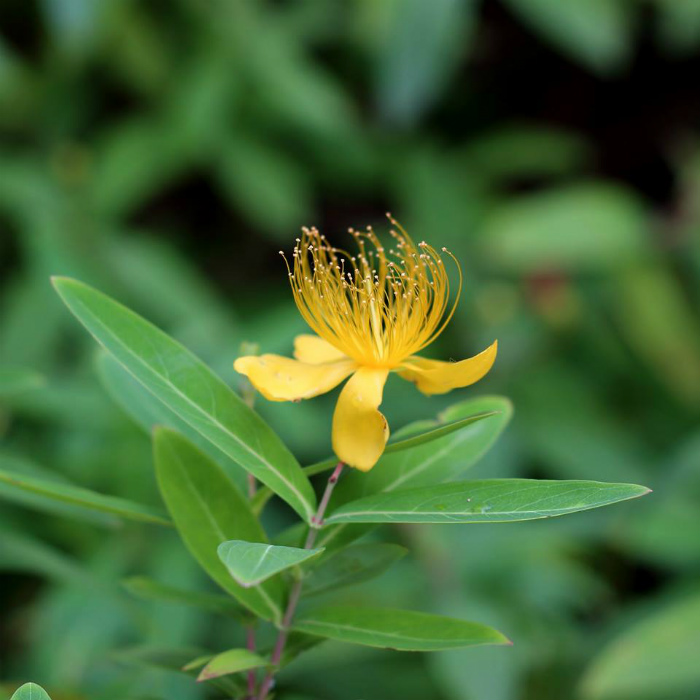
(294, 607, 509, 651)
(53, 277, 316, 521)
(325, 479, 649, 525)
(153, 427, 284, 622)
(218, 541, 325, 587)
(580, 590, 700, 699)
(10, 684, 51, 700)
(0, 2, 696, 698)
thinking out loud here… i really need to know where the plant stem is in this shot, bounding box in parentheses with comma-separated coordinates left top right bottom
(256, 462, 344, 700)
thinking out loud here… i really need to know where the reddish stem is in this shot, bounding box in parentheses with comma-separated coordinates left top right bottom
(256, 462, 344, 700)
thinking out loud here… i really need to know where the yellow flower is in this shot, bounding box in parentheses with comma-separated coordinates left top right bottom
(234, 218, 497, 472)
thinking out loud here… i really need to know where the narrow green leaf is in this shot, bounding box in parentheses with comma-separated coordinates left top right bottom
(153, 427, 284, 622)
(197, 648, 267, 681)
(303, 543, 407, 597)
(111, 646, 244, 696)
(0, 453, 116, 526)
(53, 277, 316, 521)
(122, 576, 250, 621)
(580, 590, 700, 699)
(294, 607, 509, 651)
(0, 367, 44, 397)
(218, 540, 324, 588)
(97, 352, 248, 492)
(10, 683, 52, 700)
(304, 406, 501, 477)
(0, 467, 171, 526)
(326, 479, 650, 525)
(332, 396, 513, 507)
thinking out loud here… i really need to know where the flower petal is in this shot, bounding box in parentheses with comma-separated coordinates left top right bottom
(332, 368, 390, 472)
(293, 335, 347, 364)
(234, 355, 355, 402)
(398, 340, 498, 395)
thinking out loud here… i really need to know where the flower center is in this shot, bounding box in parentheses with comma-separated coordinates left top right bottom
(281, 215, 462, 368)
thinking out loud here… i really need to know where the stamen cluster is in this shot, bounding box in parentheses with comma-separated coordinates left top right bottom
(280, 216, 462, 368)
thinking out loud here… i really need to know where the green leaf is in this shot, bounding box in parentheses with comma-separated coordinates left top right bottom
(153, 427, 284, 622)
(122, 576, 250, 621)
(97, 352, 247, 491)
(0, 367, 44, 397)
(197, 648, 268, 682)
(243, 399, 503, 516)
(0, 453, 116, 526)
(325, 479, 650, 525)
(303, 543, 407, 597)
(52, 277, 316, 521)
(0, 467, 171, 526)
(111, 645, 244, 696)
(218, 540, 324, 588)
(294, 607, 509, 651)
(580, 591, 700, 699)
(503, 0, 634, 75)
(332, 396, 513, 508)
(10, 683, 52, 700)
(481, 183, 648, 272)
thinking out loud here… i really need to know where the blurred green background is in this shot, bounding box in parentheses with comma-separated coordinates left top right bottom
(1, 1, 700, 699)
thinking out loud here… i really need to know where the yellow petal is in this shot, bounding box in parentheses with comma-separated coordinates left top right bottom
(293, 334, 347, 364)
(398, 340, 498, 396)
(332, 368, 390, 472)
(234, 355, 355, 402)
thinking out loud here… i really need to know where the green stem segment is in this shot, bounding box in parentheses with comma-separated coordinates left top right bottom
(256, 462, 344, 700)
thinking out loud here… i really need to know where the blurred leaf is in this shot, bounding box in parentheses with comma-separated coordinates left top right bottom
(215, 134, 312, 237)
(481, 183, 649, 272)
(462, 124, 591, 182)
(153, 427, 284, 622)
(303, 543, 407, 597)
(91, 118, 187, 217)
(503, 0, 635, 74)
(97, 352, 247, 492)
(655, 0, 700, 56)
(0, 466, 171, 526)
(53, 277, 316, 520)
(326, 479, 649, 525)
(196, 648, 267, 682)
(0, 530, 86, 583)
(375, 0, 474, 126)
(0, 452, 117, 526)
(217, 540, 324, 588)
(581, 590, 700, 699)
(614, 264, 700, 405)
(122, 576, 250, 622)
(10, 683, 52, 700)
(0, 366, 45, 397)
(294, 606, 509, 650)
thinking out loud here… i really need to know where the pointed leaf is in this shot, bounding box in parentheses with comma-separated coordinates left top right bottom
(0, 467, 171, 526)
(303, 543, 407, 597)
(153, 427, 284, 622)
(294, 607, 509, 651)
(580, 590, 700, 699)
(53, 277, 316, 521)
(10, 683, 52, 700)
(197, 648, 268, 681)
(326, 479, 650, 525)
(303, 405, 501, 478)
(218, 540, 324, 588)
(122, 576, 250, 622)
